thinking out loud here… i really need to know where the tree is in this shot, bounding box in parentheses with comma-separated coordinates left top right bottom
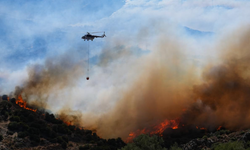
(10, 98, 16, 104)
(119, 134, 167, 150)
(2, 95, 8, 101)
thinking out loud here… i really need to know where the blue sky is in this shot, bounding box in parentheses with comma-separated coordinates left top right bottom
(0, 0, 125, 69)
(1, 0, 249, 72)
(1, 0, 250, 138)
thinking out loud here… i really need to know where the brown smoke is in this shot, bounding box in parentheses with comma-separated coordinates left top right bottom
(13, 50, 86, 109)
(90, 26, 250, 139)
(92, 33, 200, 139)
(186, 26, 250, 130)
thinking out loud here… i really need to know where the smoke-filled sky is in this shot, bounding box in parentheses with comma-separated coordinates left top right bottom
(1, 0, 250, 139)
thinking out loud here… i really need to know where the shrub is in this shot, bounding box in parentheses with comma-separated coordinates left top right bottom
(37, 119, 46, 126)
(18, 132, 28, 138)
(119, 134, 167, 150)
(62, 135, 69, 143)
(85, 130, 92, 135)
(0, 134, 3, 141)
(49, 130, 57, 138)
(42, 126, 53, 137)
(79, 145, 90, 150)
(20, 115, 27, 122)
(213, 141, 245, 150)
(7, 131, 14, 135)
(56, 136, 65, 144)
(10, 98, 16, 104)
(57, 124, 69, 134)
(116, 137, 126, 148)
(170, 143, 182, 150)
(30, 122, 42, 129)
(3, 112, 9, 120)
(28, 127, 40, 135)
(202, 135, 208, 139)
(215, 130, 230, 136)
(45, 113, 62, 124)
(68, 125, 76, 131)
(107, 138, 117, 146)
(10, 116, 20, 122)
(2, 95, 8, 100)
(18, 122, 29, 131)
(50, 138, 57, 143)
(85, 134, 93, 142)
(30, 134, 40, 143)
(8, 122, 18, 130)
(28, 114, 36, 122)
(0, 101, 12, 108)
(61, 142, 67, 149)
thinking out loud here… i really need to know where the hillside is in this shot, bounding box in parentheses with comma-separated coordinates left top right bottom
(1, 95, 250, 150)
(0, 96, 126, 150)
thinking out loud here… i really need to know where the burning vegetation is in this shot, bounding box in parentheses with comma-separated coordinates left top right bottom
(126, 119, 179, 143)
(15, 95, 37, 112)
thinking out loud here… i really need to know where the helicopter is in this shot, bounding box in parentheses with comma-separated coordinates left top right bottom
(81, 32, 106, 41)
(82, 31, 106, 80)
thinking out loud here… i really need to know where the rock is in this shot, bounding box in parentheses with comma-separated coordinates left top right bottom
(242, 131, 250, 142)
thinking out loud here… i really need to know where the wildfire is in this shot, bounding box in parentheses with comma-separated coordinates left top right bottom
(16, 95, 37, 112)
(217, 126, 222, 131)
(150, 119, 179, 135)
(126, 119, 179, 143)
(63, 121, 72, 126)
(195, 126, 207, 130)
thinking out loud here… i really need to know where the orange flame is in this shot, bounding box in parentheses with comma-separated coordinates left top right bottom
(150, 119, 179, 136)
(16, 95, 37, 112)
(126, 119, 179, 143)
(217, 126, 222, 131)
(63, 121, 72, 126)
(200, 127, 206, 130)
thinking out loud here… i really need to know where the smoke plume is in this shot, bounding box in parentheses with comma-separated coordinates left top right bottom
(11, 25, 250, 140)
(13, 50, 86, 109)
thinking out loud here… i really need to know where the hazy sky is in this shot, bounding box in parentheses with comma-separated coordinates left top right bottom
(0, 0, 250, 130)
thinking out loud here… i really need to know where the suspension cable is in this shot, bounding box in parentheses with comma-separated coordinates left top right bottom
(88, 41, 89, 78)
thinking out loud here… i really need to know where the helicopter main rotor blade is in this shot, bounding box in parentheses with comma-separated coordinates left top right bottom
(88, 31, 105, 34)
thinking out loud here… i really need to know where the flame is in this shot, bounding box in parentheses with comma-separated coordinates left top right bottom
(16, 95, 37, 112)
(126, 119, 179, 143)
(217, 126, 222, 131)
(63, 121, 72, 126)
(150, 119, 179, 135)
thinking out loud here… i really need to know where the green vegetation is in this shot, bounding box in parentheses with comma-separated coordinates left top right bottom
(119, 134, 167, 150)
(10, 98, 16, 104)
(8, 122, 19, 130)
(169, 143, 182, 150)
(214, 129, 231, 136)
(212, 141, 246, 150)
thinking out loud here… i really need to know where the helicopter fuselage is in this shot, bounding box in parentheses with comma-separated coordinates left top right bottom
(81, 33, 105, 41)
